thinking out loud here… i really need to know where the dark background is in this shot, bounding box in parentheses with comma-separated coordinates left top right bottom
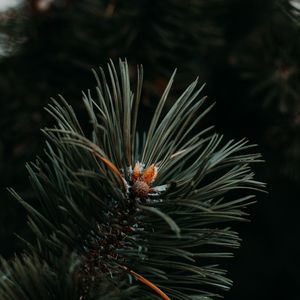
(0, 0, 299, 299)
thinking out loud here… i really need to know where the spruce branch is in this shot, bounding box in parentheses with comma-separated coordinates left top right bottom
(2, 59, 264, 299)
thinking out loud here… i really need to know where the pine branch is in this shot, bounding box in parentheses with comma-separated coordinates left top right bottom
(2, 59, 264, 299)
(0, 252, 136, 300)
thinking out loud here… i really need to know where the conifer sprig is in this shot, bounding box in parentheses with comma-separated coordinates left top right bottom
(0, 253, 136, 300)
(2, 59, 264, 299)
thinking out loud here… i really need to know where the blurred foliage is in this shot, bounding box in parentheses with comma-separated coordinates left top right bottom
(228, 1, 300, 178)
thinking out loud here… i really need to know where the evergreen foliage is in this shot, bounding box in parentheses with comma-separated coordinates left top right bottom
(0, 60, 264, 299)
(0, 253, 135, 300)
(1, 1, 298, 299)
